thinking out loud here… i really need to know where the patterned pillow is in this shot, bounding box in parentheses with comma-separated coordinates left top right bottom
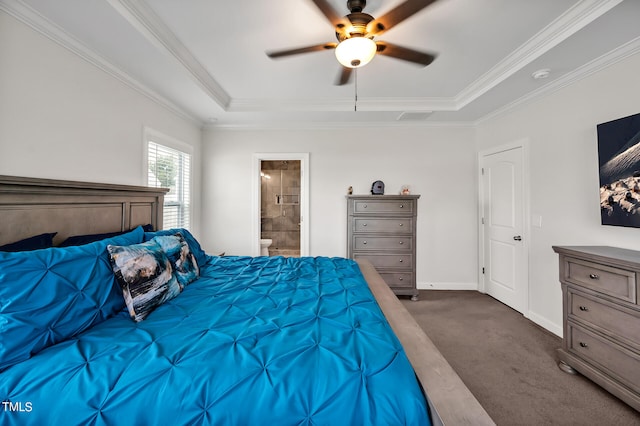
(144, 228, 207, 267)
(107, 240, 183, 322)
(152, 233, 200, 286)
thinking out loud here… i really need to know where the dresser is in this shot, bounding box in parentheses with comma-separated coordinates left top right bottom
(347, 195, 420, 300)
(553, 245, 640, 411)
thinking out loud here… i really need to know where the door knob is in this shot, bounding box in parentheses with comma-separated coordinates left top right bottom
(513, 236, 522, 241)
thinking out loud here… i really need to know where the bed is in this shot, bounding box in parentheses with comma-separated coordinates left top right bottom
(0, 175, 493, 425)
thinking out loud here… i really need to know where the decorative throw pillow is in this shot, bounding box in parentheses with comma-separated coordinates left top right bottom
(0, 232, 57, 252)
(107, 240, 183, 322)
(144, 228, 207, 267)
(0, 226, 144, 370)
(152, 233, 200, 286)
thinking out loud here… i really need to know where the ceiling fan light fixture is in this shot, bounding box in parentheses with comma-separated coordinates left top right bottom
(335, 37, 376, 68)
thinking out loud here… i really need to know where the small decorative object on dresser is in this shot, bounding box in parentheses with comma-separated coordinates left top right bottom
(371, 180, 385, 195)
(553, 245, 640, 411)
(347, 195, 420, 300)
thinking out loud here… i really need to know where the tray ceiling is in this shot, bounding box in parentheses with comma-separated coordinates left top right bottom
(2, 0, 639, 127)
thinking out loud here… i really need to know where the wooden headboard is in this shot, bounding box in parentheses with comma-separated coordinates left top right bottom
(0, 175, 168, 246)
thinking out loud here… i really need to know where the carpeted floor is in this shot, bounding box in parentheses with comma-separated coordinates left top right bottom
(401, 290, 640, 426)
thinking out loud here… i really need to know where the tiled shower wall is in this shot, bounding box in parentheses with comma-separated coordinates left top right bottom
(260, 160, 300, 252)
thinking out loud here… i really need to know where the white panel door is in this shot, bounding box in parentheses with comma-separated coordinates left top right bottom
(481, 146, 527, 313)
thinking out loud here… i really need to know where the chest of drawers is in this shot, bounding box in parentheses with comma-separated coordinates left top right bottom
(553, 245, 640, 411)
(347, 195, 420, 300)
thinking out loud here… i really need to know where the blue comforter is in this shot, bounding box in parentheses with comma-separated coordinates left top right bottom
(1, 256, 429, 425)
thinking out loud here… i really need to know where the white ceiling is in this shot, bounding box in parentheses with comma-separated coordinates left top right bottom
(3, 0, 640, 127)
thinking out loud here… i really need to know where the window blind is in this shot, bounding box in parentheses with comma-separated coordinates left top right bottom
(148, 141, 191, 230)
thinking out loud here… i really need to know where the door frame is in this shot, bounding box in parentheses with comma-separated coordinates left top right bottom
(477, 140, 530, 315)
(251, 152, 310, 257)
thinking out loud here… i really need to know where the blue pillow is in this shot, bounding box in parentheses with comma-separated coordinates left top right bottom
(107, 239, 183, 322)
(144, 228, 207, 266)
(0, 226, 144, 370)
(0, 232, 57, 252)
(152, 233, 200, 286)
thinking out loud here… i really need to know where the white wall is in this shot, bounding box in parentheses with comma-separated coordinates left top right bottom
(0, 11, 203, 234)
(476, 51, 640, 335)
(202, 125, 478, 290)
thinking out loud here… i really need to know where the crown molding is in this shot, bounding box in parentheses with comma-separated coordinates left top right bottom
(0, 0, 202, 125)
(105, 0, 230, 109)
(228, 97, 456, 112)
(206, 119, 474, 131)
(454, 0, 624, 109)
(474, 35, 640, 126)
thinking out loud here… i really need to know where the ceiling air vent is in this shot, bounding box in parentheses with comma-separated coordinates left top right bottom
(397, 111, 432, 121)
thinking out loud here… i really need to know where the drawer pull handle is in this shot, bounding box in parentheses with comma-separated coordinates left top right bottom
(363, 204, 367, 208)
(589, 273, 599, 280)
(399, 259, 404, 263)
(399, 241, 404, 245)
(399, 277, 404, 281)
(363, 241, 367, 245)
(399, 204, 404, 208)
(362, 223, 367, 227)
(579, 342, 588, 348)
(399, 223, 404, 227)
(579, 306, 589, 312)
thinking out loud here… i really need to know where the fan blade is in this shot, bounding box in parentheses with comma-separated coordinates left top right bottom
(367, 0, 438, 36)
(311, 0, 346, 27)
(267, 42, 337, 59)
(376, 41, 436, 66)
(335, 67, 353, 85)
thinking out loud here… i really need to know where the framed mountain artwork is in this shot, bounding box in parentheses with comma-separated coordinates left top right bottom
(598, 112, 640, 227)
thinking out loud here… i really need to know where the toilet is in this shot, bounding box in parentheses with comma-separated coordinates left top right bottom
(260, 239, 272, 256)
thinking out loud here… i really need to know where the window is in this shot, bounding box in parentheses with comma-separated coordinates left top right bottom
(147, 139, 191, 230)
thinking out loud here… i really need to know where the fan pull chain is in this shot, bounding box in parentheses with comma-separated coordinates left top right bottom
(354, 67, 358, 112)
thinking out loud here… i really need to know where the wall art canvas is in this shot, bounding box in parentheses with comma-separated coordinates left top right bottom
(598, 112, 640, 227)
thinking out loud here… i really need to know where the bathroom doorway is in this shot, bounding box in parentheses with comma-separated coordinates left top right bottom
(261, 160, 300, 257)
(252, 153, 309, 257)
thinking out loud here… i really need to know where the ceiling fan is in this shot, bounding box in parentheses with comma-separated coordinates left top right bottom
(266, 0, 439, 85)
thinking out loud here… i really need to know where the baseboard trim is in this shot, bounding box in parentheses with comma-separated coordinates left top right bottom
(417, 282, 478, 291)
(527, 311, 563, 337)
